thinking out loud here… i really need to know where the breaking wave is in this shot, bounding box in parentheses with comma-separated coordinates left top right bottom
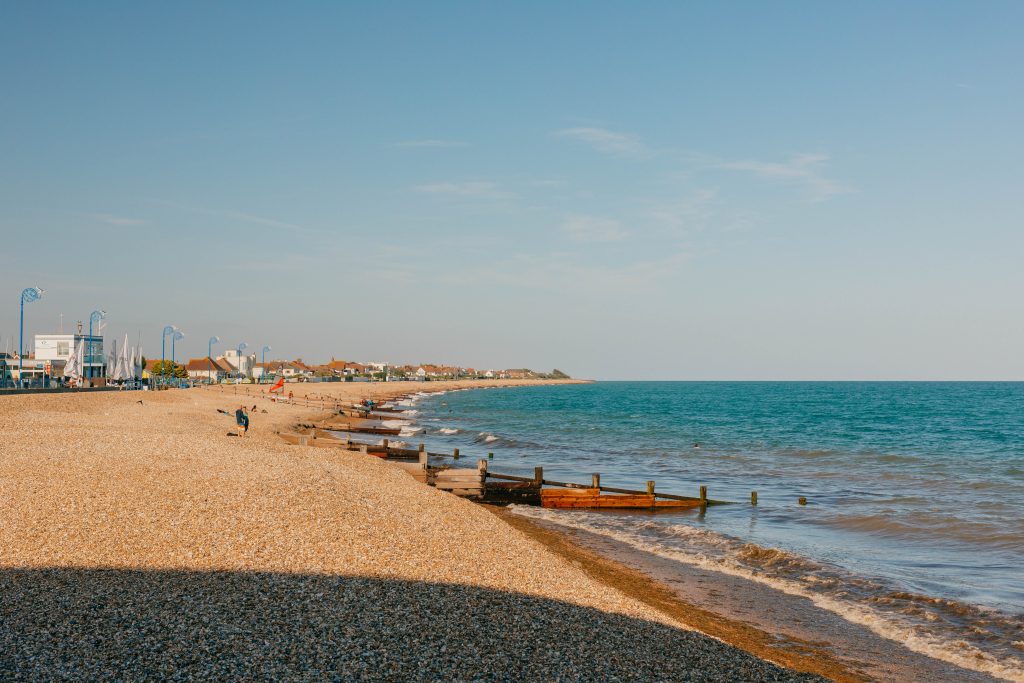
(511, 506, 1024, 682)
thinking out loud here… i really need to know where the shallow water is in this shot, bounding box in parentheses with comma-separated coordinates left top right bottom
(410, 382, 1024, 681)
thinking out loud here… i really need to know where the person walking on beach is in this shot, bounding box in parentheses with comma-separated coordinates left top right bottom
(235, 405, 249, 437)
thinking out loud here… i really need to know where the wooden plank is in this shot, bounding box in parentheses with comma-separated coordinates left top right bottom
(435, 469, 483, 479)
(541, 490, 659, 509)
(486, 472, 726, 504)
(435, 483, 484, 491)
(441, 488, 485, 497)
(653, 499, 704, 508)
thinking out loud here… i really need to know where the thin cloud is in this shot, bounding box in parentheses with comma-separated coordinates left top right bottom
(219, 210, 303, 231)
(90, 213, 148, 226)
(440, 250, 690, 295)
(561, 214, 628, 242)
(719, 153, 851, 201)
(647, 189, 718, 231)
(413, 181, 507, 199)
(392, 139, 469, 148)
(152, 199, 317, 234)
(554, 127, 650, 158)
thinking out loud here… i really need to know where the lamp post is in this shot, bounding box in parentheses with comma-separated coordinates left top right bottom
(88, 309, 106, 383)
(261, 345, 272, 384)
(171, 330, 184, 385)
(18, 287, 44, 388)
(161, 325, 177, 386)
(208, 336, 220, 384)
(236, 342, 248, 381)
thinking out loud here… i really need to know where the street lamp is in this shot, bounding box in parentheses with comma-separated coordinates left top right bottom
(208, 336, 220, 384)
(18, 287, 44, 388)
(88, 309, 106, 382)
(236, 342, 248, 380)
(161, 325, 177, 386)
(171, 329, 184, 385)
(261, 345, 272, 383)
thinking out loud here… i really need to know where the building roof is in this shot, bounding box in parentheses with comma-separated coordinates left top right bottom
(185, 357, 230, 373)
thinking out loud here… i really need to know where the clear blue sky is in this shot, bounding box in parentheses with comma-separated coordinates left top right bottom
(2, 2, 1021, 379)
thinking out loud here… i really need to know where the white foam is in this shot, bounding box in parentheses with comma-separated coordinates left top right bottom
(510, 506, 1024, 682)
(438, 428, 460, 435)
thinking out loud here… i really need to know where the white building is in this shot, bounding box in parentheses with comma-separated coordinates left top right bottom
(35, 333, 105, 378)
(218, 349, 257, 378)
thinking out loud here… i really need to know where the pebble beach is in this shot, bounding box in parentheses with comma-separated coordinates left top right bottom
(1, 381, 827, 681)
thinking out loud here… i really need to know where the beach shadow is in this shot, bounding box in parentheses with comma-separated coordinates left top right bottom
(0, 568, 822, 681)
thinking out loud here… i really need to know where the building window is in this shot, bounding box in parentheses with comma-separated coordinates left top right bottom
(57, 342, 70, 356)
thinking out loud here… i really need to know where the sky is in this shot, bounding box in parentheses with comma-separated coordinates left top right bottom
(1, 2, 1022, 380)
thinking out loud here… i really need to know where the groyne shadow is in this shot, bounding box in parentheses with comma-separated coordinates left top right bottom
(0, 568, 821, 681)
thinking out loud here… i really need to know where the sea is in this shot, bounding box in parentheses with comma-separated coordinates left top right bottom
(401, 382, 1024, 681)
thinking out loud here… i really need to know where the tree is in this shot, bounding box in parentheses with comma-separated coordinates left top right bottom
(149, 360, 187, 379)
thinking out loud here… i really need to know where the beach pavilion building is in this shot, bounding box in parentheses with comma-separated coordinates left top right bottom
(34, 333, 106, 381)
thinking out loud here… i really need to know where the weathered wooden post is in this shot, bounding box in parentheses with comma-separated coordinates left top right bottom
(591, 473, 601, 490)
(534, 466, 544, 487)
(647, 480, 655, 496)
(383, 438, 389, 452)
(799, 496, 807, 506)
(453, 447, 460, 460)
(298, 435, 308, 446)
(751, 490, 758, 506)
(418, 445, 428, 468)
(359, 444, 368, 456)
(699, 485, 708, 502)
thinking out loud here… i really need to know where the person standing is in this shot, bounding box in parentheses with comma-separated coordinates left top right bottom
(235, 405, 248, 437)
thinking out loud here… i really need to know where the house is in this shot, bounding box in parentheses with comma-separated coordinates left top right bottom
(344, 362, 368, 375)
(257, 360, 313, 380)
(291, 359, 315, 376)
(325, 358, 370, 376)
(184, 357, 232, 383)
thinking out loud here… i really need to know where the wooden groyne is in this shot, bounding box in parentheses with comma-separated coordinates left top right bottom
(276, 428, 730, 510)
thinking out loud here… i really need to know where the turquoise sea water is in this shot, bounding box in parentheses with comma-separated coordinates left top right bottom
(409, 382, 1024, 679)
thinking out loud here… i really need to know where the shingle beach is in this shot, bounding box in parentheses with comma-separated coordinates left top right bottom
(1, 382, 826, 681)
